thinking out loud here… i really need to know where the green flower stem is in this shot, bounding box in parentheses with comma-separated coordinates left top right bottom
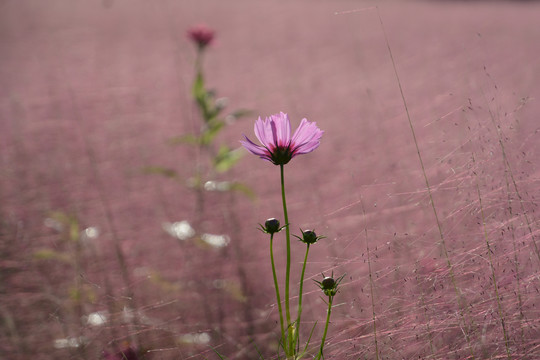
(270, 233, 286, 351)
(295, 243, 310, 352)
(280, 164, 293, 355)
(317, 295, 334, 360)
(194, 48, 203, 75)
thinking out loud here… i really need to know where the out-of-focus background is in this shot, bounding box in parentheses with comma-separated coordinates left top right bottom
(1, 0, 539, 359)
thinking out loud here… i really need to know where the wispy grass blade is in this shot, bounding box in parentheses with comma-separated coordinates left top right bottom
(375, 6, 474, 357)
(472, 152, 511, 359)
(360, 197, 379, 360)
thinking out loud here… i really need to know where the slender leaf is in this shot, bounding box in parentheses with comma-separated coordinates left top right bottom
(209, 345, 228, 360)
(142, 166, 179, 180)
(213, 146, 244, 173)
(33, 249, 73, 264)
(200, 120, 225, 146)
(168, 134, 200, 146)
(229, 182, 256, 200)
(228, 109, 252, 120)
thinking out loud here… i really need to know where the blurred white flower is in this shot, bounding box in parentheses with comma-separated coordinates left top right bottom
(163, 221, 195, 240)
(86, 311, 108, 326)
(54, 337, 87, 349)
(84, 227, 99, 239)
(201, 233, 230, 248)
(179, 332, 211, 345)
(204, 180, 231, 192)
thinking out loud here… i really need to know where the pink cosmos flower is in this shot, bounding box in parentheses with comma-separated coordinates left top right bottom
(187, 24, 215, 49)
(241, 112, 323, 165)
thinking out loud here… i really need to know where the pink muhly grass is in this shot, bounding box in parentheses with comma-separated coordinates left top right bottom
(376, 7, 475, 356)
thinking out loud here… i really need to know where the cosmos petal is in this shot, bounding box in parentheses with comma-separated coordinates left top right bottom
(240, 136, 270, 158)
(271, 112, 291, 147)
(291, 119, 323, 147)
(241, 112, 322, 165)
(254, 117, 271, 149)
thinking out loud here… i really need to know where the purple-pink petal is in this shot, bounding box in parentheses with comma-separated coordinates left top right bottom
(241, 111, 322, 165)
(253, 112, 292, 150)
(271, 112, 291, 147)
(291, 119, 323, 155)
(241, 136, 269, 157)
(253, 117, 270, 149)
(291, 119, 321, 146)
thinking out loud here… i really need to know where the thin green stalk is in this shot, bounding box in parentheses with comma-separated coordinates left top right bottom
(295, 243, 310, 352)
(270, 233, 286, 351)
(316, 296, 333, 360)
(279, 164, 293, 355)
(195, 48, 203, 75)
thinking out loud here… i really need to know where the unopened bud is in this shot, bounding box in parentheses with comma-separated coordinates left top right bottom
(315, 273, 345, 297)
(302, 230, 317, 244)
(260, 218, 282, 235)
(295, 229, 324, 245)
(187, 24, 215, 50)
(321, 277, 335, 290)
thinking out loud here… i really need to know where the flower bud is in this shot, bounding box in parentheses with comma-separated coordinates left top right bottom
(295, 229, 324, 245)
(187, 24, 215, 50)
(315, 273, 345, 297)
(301, 230, 317, 244)
(320, 276, 338, 297)
(260, 218, 282, 235)
(321, 277, 335, 290)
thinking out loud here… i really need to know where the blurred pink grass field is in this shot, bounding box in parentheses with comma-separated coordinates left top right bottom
(1, 0, 540, 359)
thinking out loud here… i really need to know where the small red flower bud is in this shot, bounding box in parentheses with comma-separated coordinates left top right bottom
(187, 24, 215, 49)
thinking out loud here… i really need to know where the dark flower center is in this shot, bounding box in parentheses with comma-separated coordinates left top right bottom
(270, 145, 293, 165)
